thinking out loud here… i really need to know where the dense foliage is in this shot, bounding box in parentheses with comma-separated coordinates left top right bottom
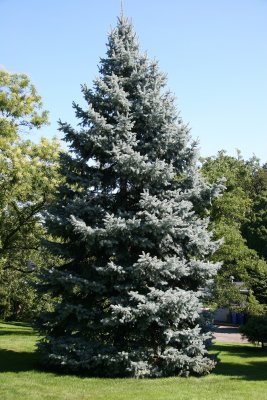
(0, 69, 61, 320)
(201, 152, 267, 311)
(240, 315, 267, 348)
(36, 15, 222, 378)
(242, 164, 267, 262)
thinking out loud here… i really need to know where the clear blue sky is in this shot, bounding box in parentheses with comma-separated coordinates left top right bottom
(1, 0, 266, 161)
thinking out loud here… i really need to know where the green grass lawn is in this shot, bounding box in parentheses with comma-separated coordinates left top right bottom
(0, 322, 266, 400)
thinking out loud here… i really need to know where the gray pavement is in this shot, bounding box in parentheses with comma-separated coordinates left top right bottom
(213, 325, 249, 343)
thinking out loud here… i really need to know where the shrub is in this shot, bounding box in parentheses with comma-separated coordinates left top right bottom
(240, 315, 267, 349)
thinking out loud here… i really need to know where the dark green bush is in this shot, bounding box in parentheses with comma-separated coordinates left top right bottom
(240, 315, 267, 348)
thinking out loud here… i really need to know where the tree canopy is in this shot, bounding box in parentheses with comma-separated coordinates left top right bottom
(0, 69, 61, 320)
(201, 151, 267, 310)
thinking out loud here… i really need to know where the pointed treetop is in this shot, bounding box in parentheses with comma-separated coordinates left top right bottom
(120, 0, 124, 17)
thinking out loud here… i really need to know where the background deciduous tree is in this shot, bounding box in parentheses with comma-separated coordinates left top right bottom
(0, 69, 61, 320)
(242, 163, 267, 262)
(201, 151, 267, 311)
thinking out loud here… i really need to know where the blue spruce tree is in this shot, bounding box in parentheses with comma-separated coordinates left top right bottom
(37, 15, 221, 377)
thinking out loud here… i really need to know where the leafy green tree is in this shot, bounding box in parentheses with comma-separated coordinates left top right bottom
(214, 277, 265, 316)
(0, 69, 61, 320)
(37, 15, 221, 378)
(201, 152, 267, 307)
(201, 151, 253, 223)
(242, 165, 267, 261)
(0, 264, 55, 321)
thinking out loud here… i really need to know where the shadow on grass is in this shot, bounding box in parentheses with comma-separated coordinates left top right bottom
(0, 349, 39, 372)
(0, 330, 37, 336)
(0, 341, 266, 380)
(212, 344, 267, 358)
(212, 344, 267, 381)
(0, 321, 32, 327)
(0, 349, 110, 378)
(0, 321, 36, 336)
(213, 361, 267, 381)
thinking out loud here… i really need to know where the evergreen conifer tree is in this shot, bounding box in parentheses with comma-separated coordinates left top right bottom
(37, 15, 222, 377)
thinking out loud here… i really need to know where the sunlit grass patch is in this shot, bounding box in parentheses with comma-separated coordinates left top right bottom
(0, 322, 266, 400)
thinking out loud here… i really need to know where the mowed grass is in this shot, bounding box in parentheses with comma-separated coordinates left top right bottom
(0, 322, 267, 400)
